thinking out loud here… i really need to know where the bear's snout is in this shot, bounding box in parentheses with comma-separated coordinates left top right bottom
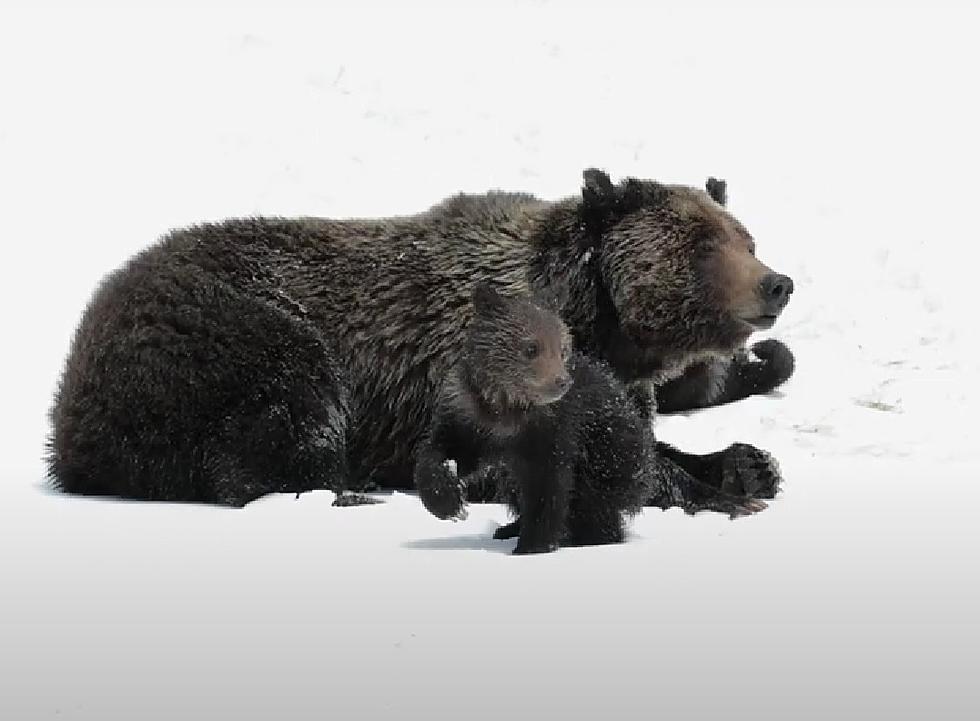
(536, 374, 572, 404)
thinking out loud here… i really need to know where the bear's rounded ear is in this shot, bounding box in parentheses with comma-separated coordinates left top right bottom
(706, 177, 727, 206)
(472, 281, 508, 315)
(582, 168, 616, 210)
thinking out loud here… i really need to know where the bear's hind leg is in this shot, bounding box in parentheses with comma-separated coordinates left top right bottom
(48, 260, 351, 506)
(200, 330, 352, 507)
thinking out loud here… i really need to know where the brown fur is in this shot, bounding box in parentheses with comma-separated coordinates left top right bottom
(440, 283, 572, 438)
(415, 285, 651, 550)
(47, 169, 792, 505)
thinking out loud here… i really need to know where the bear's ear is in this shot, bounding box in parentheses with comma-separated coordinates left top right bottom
(706, 177, 727, 206)
(582, 168, 616, 211)
(472, 281, 508, 315)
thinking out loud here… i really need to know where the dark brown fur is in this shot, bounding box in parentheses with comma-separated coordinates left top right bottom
(47, 169, 793, 507)
(451, 282, 572, 433)
(415, 285, 649, 553)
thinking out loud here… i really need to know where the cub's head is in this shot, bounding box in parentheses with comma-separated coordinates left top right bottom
(464, 282, 573, 409)
(579, 168, 793, 363)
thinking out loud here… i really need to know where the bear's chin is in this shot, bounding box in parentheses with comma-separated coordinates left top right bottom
(739, 315, 778, 332)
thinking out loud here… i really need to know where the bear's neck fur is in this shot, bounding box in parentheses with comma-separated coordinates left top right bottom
(525, 201, 672, 384)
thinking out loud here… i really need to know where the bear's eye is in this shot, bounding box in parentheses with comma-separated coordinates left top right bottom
(523, 341, 540, 360)
(561, 344, 571, 361)
(748, 242, 757, 256)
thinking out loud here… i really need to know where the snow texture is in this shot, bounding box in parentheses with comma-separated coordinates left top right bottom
(1, 1, 978, 719)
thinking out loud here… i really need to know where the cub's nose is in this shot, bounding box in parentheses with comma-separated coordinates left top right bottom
(554, 375, 572, 393)
(760, 272, 794, 312)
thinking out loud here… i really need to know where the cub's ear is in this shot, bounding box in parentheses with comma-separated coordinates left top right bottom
(472, 281, 508, 315)
(582, 168, 616, 210)
(706, 177, 727, 206)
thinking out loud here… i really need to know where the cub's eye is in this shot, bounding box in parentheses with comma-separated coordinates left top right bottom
(523, 341, 540, 360)
(561, 344, 571, 361)
(748, 242, 757, 256)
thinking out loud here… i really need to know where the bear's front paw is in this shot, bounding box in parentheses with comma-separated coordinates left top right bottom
(749, 338, 795, 392)
(719, 443, 782, 499)
(418, 464, 468, 521)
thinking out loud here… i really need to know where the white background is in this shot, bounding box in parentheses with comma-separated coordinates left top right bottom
(1, 1, 978, 718)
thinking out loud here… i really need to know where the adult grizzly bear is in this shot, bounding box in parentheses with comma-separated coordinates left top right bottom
(47, 169, 794, 509)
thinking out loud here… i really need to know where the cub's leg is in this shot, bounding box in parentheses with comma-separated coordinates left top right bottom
(511, 431, 574, 555)
(565, 403, 649, 547)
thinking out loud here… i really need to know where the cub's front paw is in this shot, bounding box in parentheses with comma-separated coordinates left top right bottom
(720, 443, 782, 499)
(418, 462, 468, 521)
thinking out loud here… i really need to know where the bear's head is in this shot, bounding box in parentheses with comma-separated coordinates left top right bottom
(577, 168, 793, 379)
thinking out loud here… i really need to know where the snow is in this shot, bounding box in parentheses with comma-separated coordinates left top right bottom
(1, 1, 978, 719)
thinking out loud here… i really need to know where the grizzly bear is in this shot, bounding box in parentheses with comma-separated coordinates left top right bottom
(415, 283, 651, 553)
(47, 169, 793, 510)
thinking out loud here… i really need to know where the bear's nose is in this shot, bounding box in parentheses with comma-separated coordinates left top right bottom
(760, 273, 794, 311)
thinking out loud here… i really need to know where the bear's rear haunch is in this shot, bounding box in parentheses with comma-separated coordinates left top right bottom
(47, 169, 794, 508)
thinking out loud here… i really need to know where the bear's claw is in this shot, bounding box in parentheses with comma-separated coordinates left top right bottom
(679, 487, 767, 519)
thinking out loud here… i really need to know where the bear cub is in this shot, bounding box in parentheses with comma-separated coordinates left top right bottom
(414, 283, 650, 554)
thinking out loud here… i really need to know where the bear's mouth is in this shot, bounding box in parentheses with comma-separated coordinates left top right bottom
(740, 314, 778, 331)
(532, 386, 569, 406)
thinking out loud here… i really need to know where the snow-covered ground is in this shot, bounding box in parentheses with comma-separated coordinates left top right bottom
(1, 1, 977, 719)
